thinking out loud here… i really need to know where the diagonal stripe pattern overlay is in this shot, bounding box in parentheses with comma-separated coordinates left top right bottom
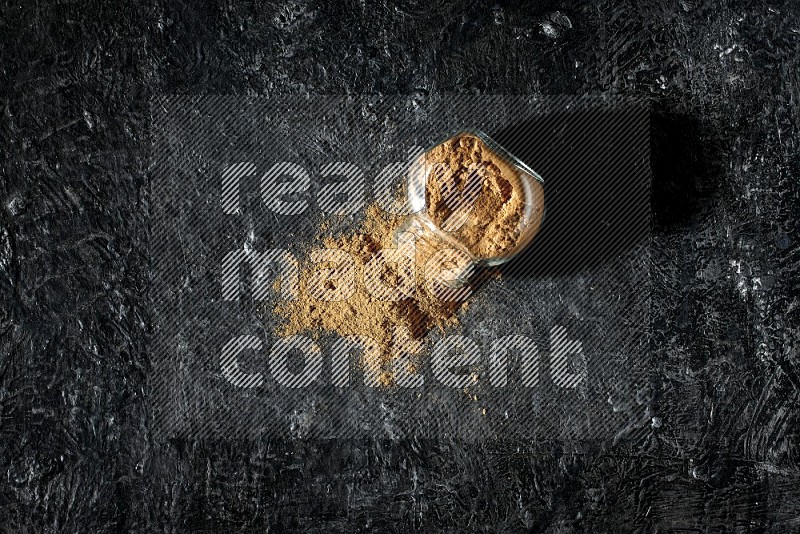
(149, 95, 652, 441)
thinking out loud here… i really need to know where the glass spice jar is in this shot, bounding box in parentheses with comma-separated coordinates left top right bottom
(394, 130, 545, 293)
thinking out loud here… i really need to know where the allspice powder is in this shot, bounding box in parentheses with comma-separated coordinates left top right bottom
(273, 204, 465, 386)
(272, 133, 535, 385)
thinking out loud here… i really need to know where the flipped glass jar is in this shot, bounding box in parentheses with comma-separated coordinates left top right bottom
(394, 130, 545, 292)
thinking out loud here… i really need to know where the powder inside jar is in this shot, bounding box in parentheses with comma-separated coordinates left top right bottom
(423, 133, 540, 258)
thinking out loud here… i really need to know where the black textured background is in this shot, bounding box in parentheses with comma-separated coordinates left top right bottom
(1, 0, 799, 531)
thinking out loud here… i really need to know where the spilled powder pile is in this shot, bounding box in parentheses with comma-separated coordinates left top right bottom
(273, 204, 465, 386)
(424, 132, 541, 258)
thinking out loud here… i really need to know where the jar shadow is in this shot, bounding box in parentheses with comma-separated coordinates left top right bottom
(480, 106, 724, 279)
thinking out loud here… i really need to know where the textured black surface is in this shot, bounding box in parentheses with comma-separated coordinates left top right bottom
(1, 0, 799, 531)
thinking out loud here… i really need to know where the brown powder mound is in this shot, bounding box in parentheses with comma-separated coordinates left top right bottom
(425, 133, 530, 258)
(273, 204, 466, 386)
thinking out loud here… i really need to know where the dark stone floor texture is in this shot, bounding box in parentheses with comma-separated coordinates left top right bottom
(1, 0, 799, 531)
